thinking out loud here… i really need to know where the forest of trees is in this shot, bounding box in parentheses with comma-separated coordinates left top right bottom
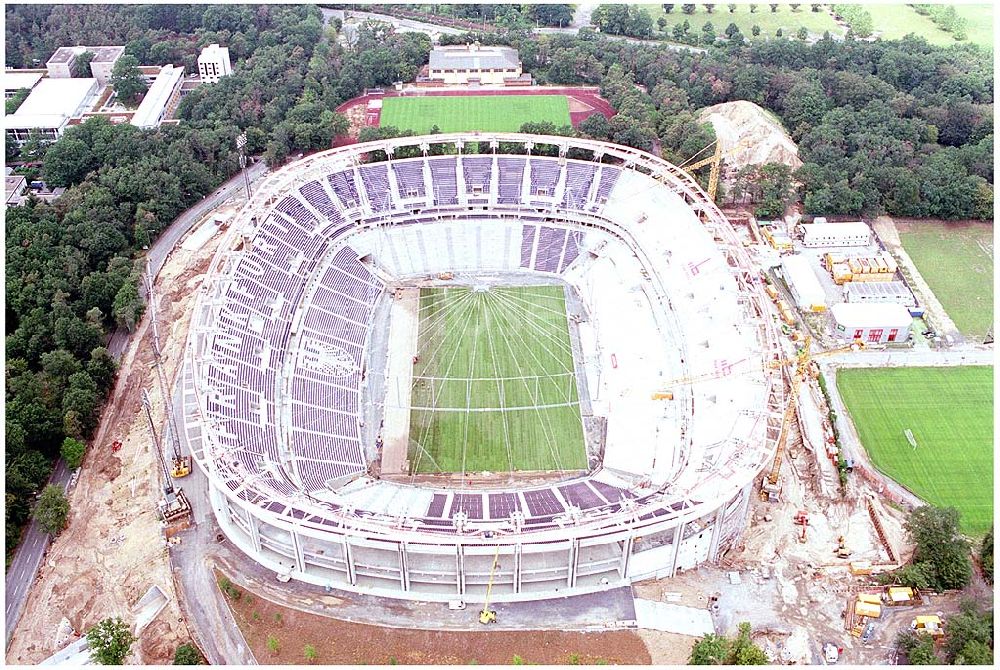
(4, 4, 994, 558)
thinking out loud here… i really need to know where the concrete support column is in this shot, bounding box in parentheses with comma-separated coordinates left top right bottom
(399, 543, 410, 591)
(619, 536, 634, 578)
(669, 522, 685, 577)
(457, 545, 466, 595)
(514, 544, 522, 594)
(343, 536, 357, 586)
(291, 529, 306, 573)
(567, 539, 579, 588)
(246, 508, 262, 553)
(708, 505, 726, 562)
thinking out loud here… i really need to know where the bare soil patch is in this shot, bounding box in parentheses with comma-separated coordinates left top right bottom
(220, 570, 652, 665)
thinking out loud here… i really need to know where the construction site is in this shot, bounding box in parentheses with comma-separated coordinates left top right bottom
(5, 129, 990, 668)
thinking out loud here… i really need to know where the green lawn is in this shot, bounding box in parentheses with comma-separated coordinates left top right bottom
(899, 221, 993, 339)
(865, 3, 994, 47)
(643, 4, 844, 40)
(408, 285, 587, 474)
(838, 366, 993, 535)
(380, 95, 571, 134)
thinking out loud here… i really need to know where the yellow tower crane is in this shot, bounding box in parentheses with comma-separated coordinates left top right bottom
(679, 138, 755, 202)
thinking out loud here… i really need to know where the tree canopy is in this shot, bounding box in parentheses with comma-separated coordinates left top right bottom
(33, 484, 69, 536)
(87, 617, 137, 665)
(689, 622, 768, 664)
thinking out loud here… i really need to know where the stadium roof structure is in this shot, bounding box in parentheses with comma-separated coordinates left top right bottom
(183, 132, 786, 603)
(5, 77, 97, 129)
(429, 44, 520, 71)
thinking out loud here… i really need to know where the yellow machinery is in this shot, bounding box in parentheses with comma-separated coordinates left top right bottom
(679, 138, 755, 202)
(763, 337, 865, 499)
(479, 547, 500, 625)
(171, 455, 192, 479)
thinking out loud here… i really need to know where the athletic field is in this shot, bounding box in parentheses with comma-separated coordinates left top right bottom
(899, 221, 993, 339)
(380, 95, 571, 134)
(837, 366, 993, 535)
(408, 285, 587, 474)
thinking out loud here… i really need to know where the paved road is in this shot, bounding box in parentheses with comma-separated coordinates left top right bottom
(107, 161, 268, 359)
(323, 6, 707, 53)
(821, 344, 993, 368)
(5, 461, 71, 649)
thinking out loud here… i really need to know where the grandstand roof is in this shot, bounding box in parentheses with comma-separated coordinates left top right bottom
(429, 44, 519, 71)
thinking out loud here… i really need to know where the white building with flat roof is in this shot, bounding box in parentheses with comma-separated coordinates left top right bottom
(46, 46, 124, 85)
(800, 221, 872, 248)
(5, 77, 99, 143)
(844, 280, 915, 308)
(130, 65, 184, 129)
(197, 43, 232, 83)
(428, 43, 523, 85)
(831, 302, 911, 344)
(781, 254, 827, 312)
(4, 71, 44, 99)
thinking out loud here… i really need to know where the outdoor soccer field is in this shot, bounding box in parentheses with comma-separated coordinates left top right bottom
(837, 366, 993, 535)
(407, 285, 587, 475)
(380, 95, 572, 134)
(899, 221, 993, 339)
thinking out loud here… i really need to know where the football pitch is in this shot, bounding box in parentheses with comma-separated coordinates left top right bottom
(408, 285, 587, 475)
(837, 366, 993, 535)
(380, 95, 572, 133)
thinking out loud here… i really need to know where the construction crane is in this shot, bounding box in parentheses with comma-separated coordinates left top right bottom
(143, 264, 191, 479)
(141, 390, 191, 522)
(478, 546, 500, 625)
(678, 138, 755, 202)
(762, 336, 865, 500)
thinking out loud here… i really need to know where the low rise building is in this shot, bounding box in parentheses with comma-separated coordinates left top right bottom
(4, 71, 44, 99)
(5, 175, 27, 207)
(800, 221, 872, 248)
(781, 254, 827, 313)
(130, 65, 185, 129)
(428, 43, 523, 85)
(5, 77, 100, 143)
(831, 302, 911, 344)
(198, 43, 232, 83)
(844, 281, 915, 308)
(46, 45, 124, 85)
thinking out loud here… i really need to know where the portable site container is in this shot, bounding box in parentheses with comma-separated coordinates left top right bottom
(832, 263, 853, 285)
(855, 600, 882, 618)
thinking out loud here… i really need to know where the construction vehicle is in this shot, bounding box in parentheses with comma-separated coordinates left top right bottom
(835, 535, 853, 558)
(762, 337, 865, 501)
(794, 510, 809, 542)
(110, 440, 123, 453)
(142, 389, 192, 524)
(479, 546, 500, 624)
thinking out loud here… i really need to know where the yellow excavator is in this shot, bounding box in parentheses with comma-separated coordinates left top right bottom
(762, 336, 864, 500)
(479, 547, 500, 624)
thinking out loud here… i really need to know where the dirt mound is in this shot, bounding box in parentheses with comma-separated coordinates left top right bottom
(697, 100, 803, 171)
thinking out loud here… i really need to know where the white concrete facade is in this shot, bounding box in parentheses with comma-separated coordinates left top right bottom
(4, 77, 99, 143)
(801, 221, 872, 248)
(428, 44, 522, 84)
(831, 302, 912, 343)
(781, 254, 827, 312)
(197, 43, 232, 83)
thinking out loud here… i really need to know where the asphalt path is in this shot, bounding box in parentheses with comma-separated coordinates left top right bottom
(5, 460, 70, 649)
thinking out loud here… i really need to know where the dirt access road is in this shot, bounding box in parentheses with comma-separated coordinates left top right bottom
(5, 209, 235, 665)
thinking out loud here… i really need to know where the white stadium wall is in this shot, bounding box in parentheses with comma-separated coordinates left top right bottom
(181, 133, 786, 602)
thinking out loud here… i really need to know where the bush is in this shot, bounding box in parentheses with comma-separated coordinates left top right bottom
(60, 437, 86, 470)
(218, 576, 242, 601)
(980, 529, 993, 584)
(173, 643, 204, 665)
(33, 485, 70, 536)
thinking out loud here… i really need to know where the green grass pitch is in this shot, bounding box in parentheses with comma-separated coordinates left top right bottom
(837, 366, 993, 536)
(380, 95, 571, 134)
(408, 285, 587, 474)
(899, 221, 993, 339)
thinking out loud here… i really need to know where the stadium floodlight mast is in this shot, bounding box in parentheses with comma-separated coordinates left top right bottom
(237, 132, 252, 200)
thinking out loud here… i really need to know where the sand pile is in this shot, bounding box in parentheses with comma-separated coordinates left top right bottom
(697, 100, 803, 171)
